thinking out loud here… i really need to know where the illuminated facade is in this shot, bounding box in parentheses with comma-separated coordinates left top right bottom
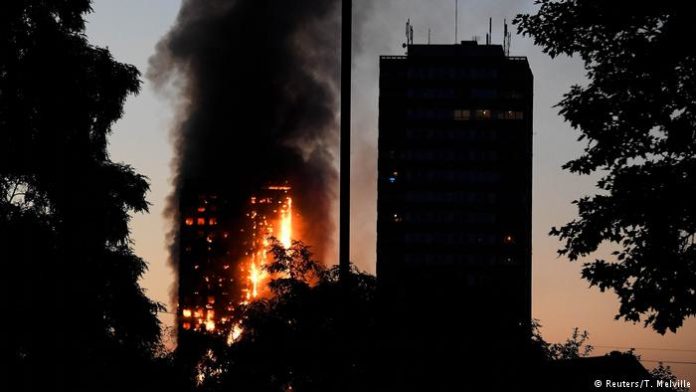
(240, 185, 293, 302)
(178, 193, 236, 337)
(177, 185, 294, 342)
(377, 41, 533, 367)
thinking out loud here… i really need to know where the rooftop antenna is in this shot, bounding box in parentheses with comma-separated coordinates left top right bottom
(454, 0, 458, 43)
(507, 26, 512, 55)
(403, 19, 414, 51)
(428, 28, 431, 45)
(487, 17, 492, 45)
(407, 19, 414, 45)
(503, 19, 512, 56)
(503, 19, 508, 55)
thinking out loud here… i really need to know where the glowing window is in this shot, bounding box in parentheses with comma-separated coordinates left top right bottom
(182, 322, 191, 330)
(504, 234, 515, 244)
(197, 207, 206, 213)
(453, 109, 471, 121)
(197, 217, 206, 226)
(209, 217, 218, 226)
(185, 217, 194, 226)
(474, 109, 491, 120)
(182, 309, 192, 318)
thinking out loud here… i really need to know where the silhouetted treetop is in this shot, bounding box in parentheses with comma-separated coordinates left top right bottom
(1, 2, 166, 391)
(515, 1, 696, 334)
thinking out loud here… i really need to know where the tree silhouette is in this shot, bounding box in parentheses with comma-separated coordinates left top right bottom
(531, 321, 594, 361)
(515, 2, 696, 333)
(195, 240, 377, 392)
(1, 2, 167, 390)
(650, 363, 689, 392)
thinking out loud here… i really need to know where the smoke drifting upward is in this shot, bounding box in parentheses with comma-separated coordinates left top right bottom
(148, 0, 341, 298)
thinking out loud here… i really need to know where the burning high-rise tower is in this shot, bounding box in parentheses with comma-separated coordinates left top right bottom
(148, 0, 342, 346)
(178, 192, 236, 337)
(177, 185, 296, 341)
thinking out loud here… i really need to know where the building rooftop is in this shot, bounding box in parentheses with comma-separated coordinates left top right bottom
(381, 41, 527, 62)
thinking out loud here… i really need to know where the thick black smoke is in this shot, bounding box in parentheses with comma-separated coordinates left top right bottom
(149, 0, 341, 298)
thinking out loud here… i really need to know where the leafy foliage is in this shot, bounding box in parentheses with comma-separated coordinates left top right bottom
(0, 1, 166, 390)
(515, 1, 696, 333)
(531, 320, 593, 360)
(650, 363, 689, 392)
(196, 241, 377, 391)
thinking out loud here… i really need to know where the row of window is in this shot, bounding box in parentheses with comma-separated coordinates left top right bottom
(400, 190, 498, 204)
(406, 88, 524, 100)
(454, 109, 525, 121)
(403, 169, 500, 184)
(402, 253, 518, 267)
(402, 233, 498, 245)
(407, 108, 524, 121)
(185, 217, 218, 226)
(404, 67, 499, 80)
(397, 149, 498, 163)
(399, 211, 497, 225)
(404, 128, 498, 142)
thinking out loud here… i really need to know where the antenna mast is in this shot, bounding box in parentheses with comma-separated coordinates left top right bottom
(487, 17, 492, 45)
(503, 19, 512, 56)
(454, 0, 458, 43)
(405, 19, 414, 45)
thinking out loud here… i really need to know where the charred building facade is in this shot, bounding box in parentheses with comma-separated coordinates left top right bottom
(377, 41, 533, 381)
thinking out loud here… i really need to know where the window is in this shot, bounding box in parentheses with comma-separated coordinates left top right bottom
(209, 217, 218, 226)
(453, 109, 471, 121)
(502, 90, 524, 99)
(185, 217, 194, 226)
(387, 171, 399, 184)
(471, 88, 497, 99)
(497, 110, 524, 120)
(474, 109, 492, 120)
(197, 217, 206, 226)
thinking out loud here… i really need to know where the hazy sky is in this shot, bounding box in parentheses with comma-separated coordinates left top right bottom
(85, 0, 695, 379)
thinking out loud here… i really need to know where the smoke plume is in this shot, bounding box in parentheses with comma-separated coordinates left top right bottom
(148, 0, 342, 301)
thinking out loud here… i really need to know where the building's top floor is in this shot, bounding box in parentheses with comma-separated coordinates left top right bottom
(381, 41, 528, 64)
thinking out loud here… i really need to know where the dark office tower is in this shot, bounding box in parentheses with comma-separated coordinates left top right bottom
(378, 41, 533, 387)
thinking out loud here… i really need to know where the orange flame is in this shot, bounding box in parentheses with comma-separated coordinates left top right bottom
(280, 198, 292, 248)
(242, 190, 293, 302)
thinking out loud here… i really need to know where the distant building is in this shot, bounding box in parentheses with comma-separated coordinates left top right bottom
(377, 41, 533, 384)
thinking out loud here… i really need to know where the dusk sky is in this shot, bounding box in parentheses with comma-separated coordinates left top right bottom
(85, 0, 695, 379)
